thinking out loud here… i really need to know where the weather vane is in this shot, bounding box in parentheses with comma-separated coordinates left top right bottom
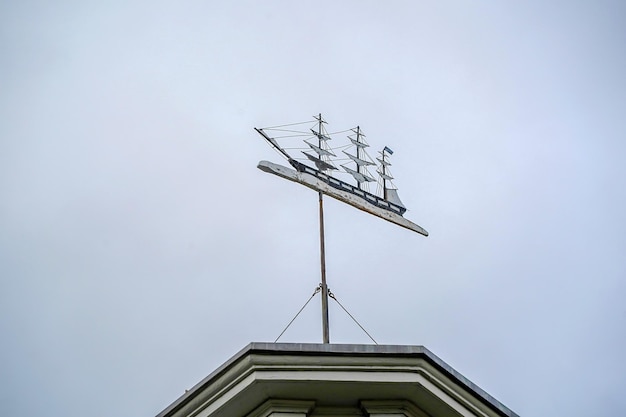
(256, 113, 428, 344)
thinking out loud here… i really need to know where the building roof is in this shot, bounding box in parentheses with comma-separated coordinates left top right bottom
(156, 343, 519, 417)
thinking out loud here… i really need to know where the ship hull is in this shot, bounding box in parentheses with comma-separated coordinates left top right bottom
(258, 160, 428, 236)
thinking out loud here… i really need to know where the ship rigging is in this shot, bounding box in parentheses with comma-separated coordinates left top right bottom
(255, 114, 426, 233)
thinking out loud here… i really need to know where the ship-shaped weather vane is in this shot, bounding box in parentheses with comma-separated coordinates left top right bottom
(256, 114, 428, 343)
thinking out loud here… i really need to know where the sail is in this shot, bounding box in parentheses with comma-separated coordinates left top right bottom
(376, 157, 391, 166)
(305, 140, 336, 157)
(342, 165, 376, 183)
(302, 152, 337, 171)
(385, 188, 406, 209)
(310, 129, 332, 142)
(343, 150, 375, 167)
(377, 169, 394, 181)
(349, 137, 369, 148)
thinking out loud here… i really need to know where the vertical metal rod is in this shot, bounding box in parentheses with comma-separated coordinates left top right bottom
(315, 113, 330, 344)
(319, 191, 330, 344)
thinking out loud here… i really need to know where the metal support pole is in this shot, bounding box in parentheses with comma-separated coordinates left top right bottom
(319, 191, 330, 344)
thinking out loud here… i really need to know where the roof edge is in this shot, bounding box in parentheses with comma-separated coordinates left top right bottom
(156, 343, 519, 417)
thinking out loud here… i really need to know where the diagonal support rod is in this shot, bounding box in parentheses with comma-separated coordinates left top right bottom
(329, 290, 378, 345)
(274, 285, 321, 343)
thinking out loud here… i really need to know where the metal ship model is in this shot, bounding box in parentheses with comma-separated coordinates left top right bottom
(256, 114, 428, 236)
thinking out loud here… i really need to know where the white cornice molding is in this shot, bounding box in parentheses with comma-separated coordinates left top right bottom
(245, 399, 315, 417)
(360, 400, 430, 417)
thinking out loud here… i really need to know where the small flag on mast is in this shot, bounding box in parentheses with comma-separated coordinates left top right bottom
(383, 146, 394, 155)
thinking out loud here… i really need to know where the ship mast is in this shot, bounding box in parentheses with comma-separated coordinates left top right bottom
(315, 113, 330, 344)
(382, 149, 387, 200)
(378, 146, 394, 200)
(355, 126, 363, 190)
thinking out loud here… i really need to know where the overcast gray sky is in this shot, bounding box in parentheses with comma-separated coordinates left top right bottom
(1, 1, 625, 416)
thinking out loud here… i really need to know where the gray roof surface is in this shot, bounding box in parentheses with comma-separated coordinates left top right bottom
(156, 343, 519, 417)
